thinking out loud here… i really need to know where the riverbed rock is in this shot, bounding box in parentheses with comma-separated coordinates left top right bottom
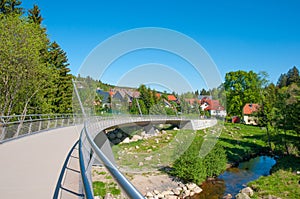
(235, 192, 251, 199)
(104, 193, 114, 199)
(241, 187, 254, 196)
(146, 191, 154, 197)
(172, 187, 182, 195)
(122, 137, 130, 144)
(223, 193, 232, 199)
(186, 182, 197, 190)
(166, 195, 177, 199)
(193, 186, 202, 194)
(132, 134, 142, 141)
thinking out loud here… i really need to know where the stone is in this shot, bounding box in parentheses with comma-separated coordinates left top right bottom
(186, 183, 197, 190)
(241, 187, 254, 196)
(104, 193, 114, 199)
(116, 132, 123, 138)
(132, 134, 142, 141)
(153, 190, 160, 195)
(122, 137, 130, 144)
(235, 193, 251, 199)
(156, 193, 164, 198)
(138, 162, 144, 166)
(190, 191, 195, 196)
(108, 133, 116, 139)
(166, 195, 177, 199)
(223, 194, 232, 199)
(135, 145, 140, 149)
(146, 191, 154, 197)
(193, 186, 202, 194)
(184, 189, 190, 196)
(162, 190, 174, 196)
(141, 131, 146, 136)
(144, 156, 152, 161)
(173, 127, 179, 130)
(172, 188, 181, 195)
(296, 171, 300, 175)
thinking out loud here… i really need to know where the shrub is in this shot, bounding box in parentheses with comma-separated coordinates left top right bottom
(170, 138, 227, 184)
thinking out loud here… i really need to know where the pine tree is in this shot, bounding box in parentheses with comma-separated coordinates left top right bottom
(287, 66, 300, 86)
(28, 4, 43, 25)
(0, 0, 22, 14)
(46, 42, 73, 113)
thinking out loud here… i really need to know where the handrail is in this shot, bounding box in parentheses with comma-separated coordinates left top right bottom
(79, 131, 94, 199)
(0, 114, 82, 143)
(82, 121, 145, 199)
(78, 116, 217, 199)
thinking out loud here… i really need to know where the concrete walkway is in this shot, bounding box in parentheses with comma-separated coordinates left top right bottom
(0, 125, 82, 199)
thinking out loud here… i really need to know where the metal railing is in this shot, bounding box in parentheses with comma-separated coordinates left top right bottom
(78, 115, 217, 199)
(0, 114, 83, 143)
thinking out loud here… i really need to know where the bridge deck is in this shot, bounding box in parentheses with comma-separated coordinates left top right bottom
(0, 125, 81, 199)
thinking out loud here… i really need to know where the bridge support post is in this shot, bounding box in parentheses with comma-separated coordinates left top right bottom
(94, 131, 116, 166)
(180, 121, 194, 130)
(144, 123, 156, 135)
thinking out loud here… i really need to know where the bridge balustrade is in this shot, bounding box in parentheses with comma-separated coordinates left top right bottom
(79, 115, 217, 199)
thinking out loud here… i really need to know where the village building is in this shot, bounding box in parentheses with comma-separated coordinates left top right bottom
(243, 103, 260, 125)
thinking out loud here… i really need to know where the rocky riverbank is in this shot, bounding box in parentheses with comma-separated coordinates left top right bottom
(144, 182, 202, 199)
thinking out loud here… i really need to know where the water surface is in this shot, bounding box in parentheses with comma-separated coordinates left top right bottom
(194, 156, 276, 198)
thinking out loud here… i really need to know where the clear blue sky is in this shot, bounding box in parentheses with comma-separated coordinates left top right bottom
(22, 0, 300, 91)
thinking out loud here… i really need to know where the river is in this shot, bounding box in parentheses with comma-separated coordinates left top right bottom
(194, 156, 276, 199)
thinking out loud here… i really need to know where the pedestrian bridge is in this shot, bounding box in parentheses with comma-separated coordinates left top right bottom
(0, 115, 217, 199)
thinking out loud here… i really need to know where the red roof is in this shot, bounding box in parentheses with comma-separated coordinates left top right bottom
(200, 98, 225, 111)
(167, 95, 177, 101)
(204, 100, 225, 111)
(243, 103, 259, 115)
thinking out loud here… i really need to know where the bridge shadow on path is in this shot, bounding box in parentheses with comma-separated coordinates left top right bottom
(53, 140, 84, 199)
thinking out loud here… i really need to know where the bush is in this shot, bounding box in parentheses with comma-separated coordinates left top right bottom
(170, 138, 227, 184)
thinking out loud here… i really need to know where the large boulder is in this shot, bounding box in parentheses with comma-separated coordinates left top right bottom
(235, 193, 251, 199)
(241, 187, 254, 197)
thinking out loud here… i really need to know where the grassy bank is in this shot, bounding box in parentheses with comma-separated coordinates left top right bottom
(94, 122, 299, 198)
(218, 122, 269, 163)
(248, 155, 300, 199)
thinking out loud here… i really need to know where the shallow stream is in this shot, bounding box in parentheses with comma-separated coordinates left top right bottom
(194, 156, 276, 198)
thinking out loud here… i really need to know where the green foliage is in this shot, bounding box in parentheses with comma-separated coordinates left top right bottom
(0, 13, 49, 115)
(277, 66, 300, 88)
(224, 70, 262, 117)
(219, 123, 268, 163)
(171, 135, 227, 184)
(93, 181, 121, 197)
(28, 4, 43, 24)
(0, 0, 23, 15)
(248, 170, 300, 199)
(271, 155, 300, 173)
(0, 3, 73, 116)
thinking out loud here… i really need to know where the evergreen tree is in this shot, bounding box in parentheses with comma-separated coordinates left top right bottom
(46, 42, 73, 113)
(277, 73, 288, 88)
(28, 4, 43, 24)
(0, 0, 22, 14)
(286, 66, 300, 86)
